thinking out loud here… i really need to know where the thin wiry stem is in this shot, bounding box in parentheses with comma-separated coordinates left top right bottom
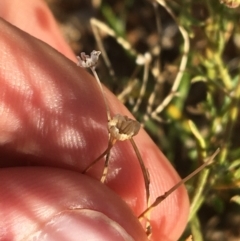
(187, 120, 208, 222)
(130, 137, 151, 233)
(91, 18, 116, 80)
(142, 1, 163, 124)
(101, 147, 112, 183)
(148, 0, 190, 121)
(117, 78, 138, 103)
(82, 140, 113, 173)
(90, 67, 111, 122)
(90, 18, 141, 82)
(91, 18, 138, 57)
(138, 148, 220, 219)
(133, 53, 151, 113)
(130, 138, 150, 206)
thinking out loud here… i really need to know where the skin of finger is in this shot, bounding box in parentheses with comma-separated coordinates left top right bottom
(0, 0, 76, 61)
(0, 167, 148, 241)
(0, 3, 189, 241)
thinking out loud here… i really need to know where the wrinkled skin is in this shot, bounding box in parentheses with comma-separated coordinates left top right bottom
(0, 0, 189, 240)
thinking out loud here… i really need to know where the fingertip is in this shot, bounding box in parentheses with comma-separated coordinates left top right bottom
(32, 210, 136, 241)
(0, 18, 108, 170)
(0, 0, 75, 60)
(0, 167, 148, 241)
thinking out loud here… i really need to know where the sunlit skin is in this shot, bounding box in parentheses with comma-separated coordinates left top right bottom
(220, 0, 240, 8)
(0, 0, 189, 240)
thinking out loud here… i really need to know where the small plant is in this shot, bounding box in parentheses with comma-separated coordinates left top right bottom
(49, 0, 240, 239)
(77, 50, 220, 238)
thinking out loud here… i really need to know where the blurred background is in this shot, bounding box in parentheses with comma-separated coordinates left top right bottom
(44, 0, 240, 240)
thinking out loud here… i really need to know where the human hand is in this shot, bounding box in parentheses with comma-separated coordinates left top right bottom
(0, 0, 189, 240)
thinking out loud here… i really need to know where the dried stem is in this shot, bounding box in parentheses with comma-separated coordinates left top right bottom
(144, 0, 190, 122)
(90, 67, 111, 122)
(133, 53, 151, 113)
(138, 148, 220, 219)
(82, 140, 113, 173)
(130, 138, 150, 207)
(100, 145, 112, 183)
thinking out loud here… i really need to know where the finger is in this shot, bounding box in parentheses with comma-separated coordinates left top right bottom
(0, 0, 75, 61)
(0, 167, 147, 241)
(0, 18, 108, 171)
